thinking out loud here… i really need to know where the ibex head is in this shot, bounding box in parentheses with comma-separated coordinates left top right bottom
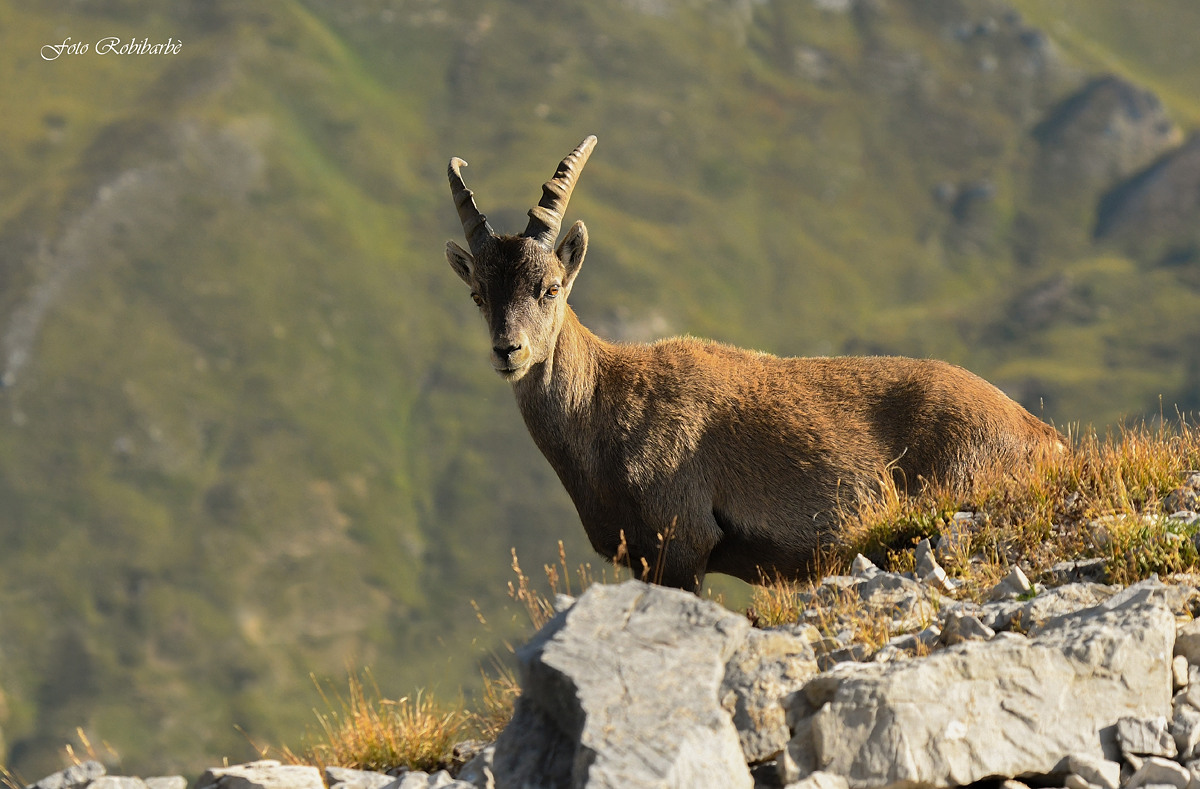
(445, 136, 597, 381)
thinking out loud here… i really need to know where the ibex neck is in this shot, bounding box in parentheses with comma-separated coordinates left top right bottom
(513, 307, 603, 417)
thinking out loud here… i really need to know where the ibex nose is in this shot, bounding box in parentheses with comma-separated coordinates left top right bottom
(493, 343, 522, 359)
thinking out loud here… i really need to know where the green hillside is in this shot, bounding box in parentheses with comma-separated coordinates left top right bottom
(0, 0, 1197, 777)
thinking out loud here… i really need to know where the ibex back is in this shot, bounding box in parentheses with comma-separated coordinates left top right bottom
(445, 135, 1063, 591)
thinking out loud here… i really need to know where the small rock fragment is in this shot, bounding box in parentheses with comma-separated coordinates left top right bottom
(851, 554, 879, 577)
(1172, 699, 1200, 761)
(326, 765, 395, 789)
(88, 779, 147, 789)
(144, 780, 187, 789)
(195, 760, 325, 789)
(988, 566, 1033, 600)
(1164, 473, 1200, 514)
(1177, 655, 1192, 690)
(386, 771, 474, 788)
(456, 745, 495, 789)
(816, 642, 871, 670)
(1045, 558, 1109, 585)
(1063, 775, 1094, 789)
(1124, 756, 1190, 789)
(1119, 715, 1178, 758)
(922, 563, 959, 594)
(1177, 619, 1200, 664)
(27, 761, 106, 789)
(784, 771, 850, 789)
(1067, 752, 1121, 789)
(941, 611, 996, 646)
(914, 539, 938, 577)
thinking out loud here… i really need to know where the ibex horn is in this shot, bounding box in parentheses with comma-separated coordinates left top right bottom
(448, 157, 496, 255)
(523, 135, 597, 250)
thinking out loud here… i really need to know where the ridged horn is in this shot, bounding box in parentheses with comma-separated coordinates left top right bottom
(523, 135, 597, 249)
(447, 156, 496, 254)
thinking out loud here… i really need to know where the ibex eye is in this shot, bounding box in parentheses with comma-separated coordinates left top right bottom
(471, 293, 484, 307)
(545, 284, 561, 298)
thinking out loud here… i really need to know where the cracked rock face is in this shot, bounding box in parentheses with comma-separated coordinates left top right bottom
(491, 580, 754, 789)
(781, 581, 1175, 789)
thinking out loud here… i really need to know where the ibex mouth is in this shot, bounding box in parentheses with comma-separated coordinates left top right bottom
(494, 363, 530, 382)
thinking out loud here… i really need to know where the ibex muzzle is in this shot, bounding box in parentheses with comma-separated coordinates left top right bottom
(446, 136, 1064, 591)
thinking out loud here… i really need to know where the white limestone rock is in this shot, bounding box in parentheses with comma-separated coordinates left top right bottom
(491, 580, 753, 789)
(781, 579, 1175, 788)
(194, 760, 325, 789)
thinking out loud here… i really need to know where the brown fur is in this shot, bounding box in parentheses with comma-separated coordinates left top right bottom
(446, 141, 1062, 590)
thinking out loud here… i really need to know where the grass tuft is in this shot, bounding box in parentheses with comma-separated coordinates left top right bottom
(284, 671, 470, 775)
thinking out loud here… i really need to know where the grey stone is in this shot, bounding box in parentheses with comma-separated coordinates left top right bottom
(856, 572, 935, 629)
(1064, 776, 1094, 789)
(816, 643, 870, 670)
(721, 628, 819, 762)
(850, 554, 879, 578)
(1165, 474, 1200, 514)
(921, 564, 958, 594)
(326, 765, 395, 789)
(914, 539, 938, 578)
(781, 579, 1175, 788)
(383, 771, 472, 789)
(1173, 699, 1200, 761)
(26, 761, 106, 789)
(194, 760, 325, 789)
(1066, 752, 1120, 789)
(89, 780, 147, 789)
(784, 771, 849, 789)
(1177, 655, 1192, 690)
(1045, 558, 1109, 585)
(940, 611, 995, 646)
(1119, 715, 1178, 758)
(456, 745, 495, 789)
(1028, 579, 1164, 635)
(492, 580, 753, 789)
(819, 575, 861, 592)
(143, 780, 186, 789)
(987, 565, 1032, 600)
(1125, 757, 1191, 789)
(1185, 760, 1200, 789)
(1177, 620, 1200, 665)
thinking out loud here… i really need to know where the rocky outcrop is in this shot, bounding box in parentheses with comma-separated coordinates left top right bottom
(1034, 75, 1181, 195)
(1095, 135, 1200, 249)
(490, 581, 754, 788)
(782, 581, 1175, 787)
(21, 527, 1200, 789)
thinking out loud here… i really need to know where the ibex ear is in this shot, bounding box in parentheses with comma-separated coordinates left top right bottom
(557, 221, 588, 287)
(445, 241, 474, 285)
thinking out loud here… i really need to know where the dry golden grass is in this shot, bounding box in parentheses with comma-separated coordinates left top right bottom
(805, 420, 1200, 597)
(469, 663, 522, 742)
(283, 671, 470, 775)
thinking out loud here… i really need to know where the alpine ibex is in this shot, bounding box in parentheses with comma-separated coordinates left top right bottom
(445, 135, 1063, 590)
